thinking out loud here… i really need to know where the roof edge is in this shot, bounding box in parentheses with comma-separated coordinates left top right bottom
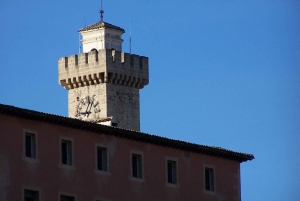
(78, 21, 125, 33)
(0, 103, 254, 162)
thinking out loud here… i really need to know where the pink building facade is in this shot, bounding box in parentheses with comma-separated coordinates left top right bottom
(0, 104, 254, 201)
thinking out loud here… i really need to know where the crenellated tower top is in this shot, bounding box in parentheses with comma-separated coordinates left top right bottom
(58, 49, 149, 90)
(58, 15, 149, 131)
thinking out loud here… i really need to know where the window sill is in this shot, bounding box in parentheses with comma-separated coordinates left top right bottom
(203, 189, 216, 195)
(22, 156, 39, 163)
(94, 170, 111, 176)
(129, 177, 145, 183)
(58, 164, 76, 170)
(165, 182, 180, 188)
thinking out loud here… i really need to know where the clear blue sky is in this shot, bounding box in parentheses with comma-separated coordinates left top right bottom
(1, 1, 299, 200)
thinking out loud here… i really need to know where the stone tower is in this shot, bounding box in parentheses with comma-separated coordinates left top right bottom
(58, 19, 149, 131)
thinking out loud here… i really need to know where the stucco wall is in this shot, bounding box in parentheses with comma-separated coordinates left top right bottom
(0, 114, 241, 201)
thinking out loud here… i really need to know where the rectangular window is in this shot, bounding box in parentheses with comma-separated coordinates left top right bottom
(205, 167, 215, 191)
(132, 154, 142, 178)
(97, 147, 107, 171)
(61, 140, 72, 165)
(24, 189, 39, 201)
(167, 160, 177, 184)
(61, 195, 75, 201)
(25, 133, 36, 158)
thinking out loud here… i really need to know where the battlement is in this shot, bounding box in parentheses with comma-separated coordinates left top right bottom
(58, 49, 149, 90)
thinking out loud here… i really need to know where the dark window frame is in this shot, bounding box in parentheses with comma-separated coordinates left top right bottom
(61, 140, 72, 165)
(25, 132, 36, 158)
(167, 160, 177, 184)
(24, 189, 39, 201)
(132, 153, 143, 179)
(61, 195, 75, 201)
(97, 147, 108, 171)
(205, 167, 215, 191)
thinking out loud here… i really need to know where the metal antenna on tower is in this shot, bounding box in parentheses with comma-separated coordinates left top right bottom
(78, 33, 81, 54)
(130, 17, 132, 54)
(100, 0, 104, 22)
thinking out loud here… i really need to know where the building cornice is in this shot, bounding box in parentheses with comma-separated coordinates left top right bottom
(0, 103, 254, 163)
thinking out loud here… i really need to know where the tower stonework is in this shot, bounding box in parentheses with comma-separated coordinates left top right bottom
(58, 21, 149, 131)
